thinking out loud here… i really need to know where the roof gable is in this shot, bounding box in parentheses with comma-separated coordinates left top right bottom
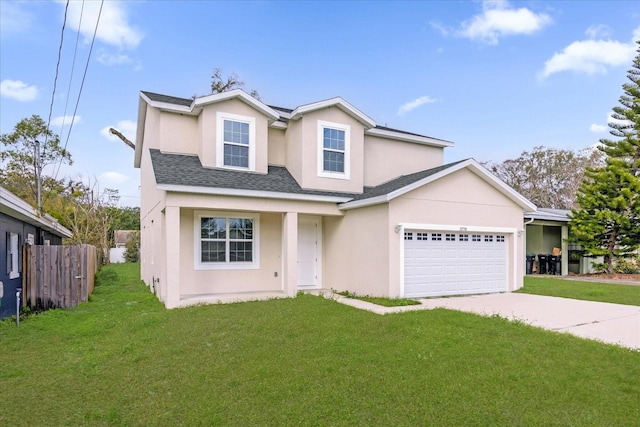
(140, 89, 280, 121)
(339, 159, 536, 211)
(289, 97, 376, 128)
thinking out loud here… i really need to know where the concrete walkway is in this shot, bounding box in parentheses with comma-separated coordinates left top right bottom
(329, 293, 640, 350)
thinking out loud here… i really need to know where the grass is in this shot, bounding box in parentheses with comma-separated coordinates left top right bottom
(334, 290, 421, 307)
(518, 276, 640, 306)
(0, 263, 638, 426)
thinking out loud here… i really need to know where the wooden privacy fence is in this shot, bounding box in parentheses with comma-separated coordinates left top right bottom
(23, 244, 98, 310)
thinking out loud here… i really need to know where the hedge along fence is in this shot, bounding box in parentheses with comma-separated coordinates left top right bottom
(23, 244, 97, 310)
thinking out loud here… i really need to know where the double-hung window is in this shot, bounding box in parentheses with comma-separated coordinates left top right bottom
(216, 112, 255, 170)
(195, 211, 260, 270)
(318, 120, 350, 179)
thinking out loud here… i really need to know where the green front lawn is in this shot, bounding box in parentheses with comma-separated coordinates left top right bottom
(519, 276, 640, 306)
(1, 263, 638, 426)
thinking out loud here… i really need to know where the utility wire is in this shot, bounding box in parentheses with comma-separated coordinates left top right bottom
(43, 0, 69, 147)
(53, 0, 104, 181)
(59, 1, 84, 140)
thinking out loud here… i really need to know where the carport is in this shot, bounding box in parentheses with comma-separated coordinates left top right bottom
(524, 209, 569, 275)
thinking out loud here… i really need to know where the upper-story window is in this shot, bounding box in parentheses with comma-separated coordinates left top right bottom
(318, 120, 350, 179)
(216, 112, 256, 170)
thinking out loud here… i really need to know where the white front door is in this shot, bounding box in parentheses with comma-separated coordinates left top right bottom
(298, 217, 321, 289)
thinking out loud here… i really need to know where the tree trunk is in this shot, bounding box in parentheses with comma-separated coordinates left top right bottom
(603, 254, 613, 275)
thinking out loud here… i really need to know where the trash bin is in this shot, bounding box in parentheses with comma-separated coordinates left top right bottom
(548, 255, 558, 275)
(537, 254, 548, 274)
(553, 256, 562, 275)
(526, 255, 535, 275)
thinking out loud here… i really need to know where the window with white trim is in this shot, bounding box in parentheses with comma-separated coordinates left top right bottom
(216, 112, 256, 170)
(496, 235, 505, 242)
(459, 234, 469, 241)
(431, 233, 442, 241)
(195, 211, 260, 270)
(318, 120, 350, 179)
(404, 232, 413, 241)
(445, 233, 455, 241)
(485, 235, 494, 242)
(416, 232, 428, 240)
(472, 234, 481, 242)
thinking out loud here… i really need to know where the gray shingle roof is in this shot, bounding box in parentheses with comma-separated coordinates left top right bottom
(150, 149, 466, 204)
(373, 125, 451, 143)
(349, 160, 467, 202)
(142, 91, 192, 107)
(150, 149, 359, 198)
(142, 91, 448, 142)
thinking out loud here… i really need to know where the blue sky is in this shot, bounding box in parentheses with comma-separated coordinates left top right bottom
(1, 0, 639, 207)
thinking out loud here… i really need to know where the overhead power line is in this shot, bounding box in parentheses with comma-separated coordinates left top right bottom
(44, 0, 69, 146)
(53, 0, 105, 181)
(59, 0, 85, 138)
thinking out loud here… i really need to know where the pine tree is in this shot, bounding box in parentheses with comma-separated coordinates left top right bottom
(569, 41, 640, 275)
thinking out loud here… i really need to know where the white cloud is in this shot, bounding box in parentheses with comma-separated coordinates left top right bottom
(585, 24, 611, 40)
(51, 115, 82, 127)
(0, 79, 38, 102)
(97, 51, 133, 66)
(101, 120, 137, 143)
(430, 21, 451, 37)
(540, 37, 636, 78)
(61, 0, 143, 50)
(589, 123, 607, 133)
(459, 0, 552, 45)
(0, 2, 34, 34)
(398, 96, 438, 116)
(99, 171, 129, 185)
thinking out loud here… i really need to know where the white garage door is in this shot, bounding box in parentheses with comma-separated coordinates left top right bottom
(404, 231, 508, 298)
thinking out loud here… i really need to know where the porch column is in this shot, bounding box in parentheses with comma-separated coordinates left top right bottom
(282, 212, 298, 297)
(561, 225, 569, 276)
(165, 206, 181, 308)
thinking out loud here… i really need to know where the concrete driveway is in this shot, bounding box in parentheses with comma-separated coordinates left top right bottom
(332, 293, 640, 350)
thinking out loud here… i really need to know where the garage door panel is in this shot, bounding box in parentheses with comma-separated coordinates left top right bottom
(404, 230, 508, 298)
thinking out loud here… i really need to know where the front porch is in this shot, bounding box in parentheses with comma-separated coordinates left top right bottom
(158, 198, 342, 308)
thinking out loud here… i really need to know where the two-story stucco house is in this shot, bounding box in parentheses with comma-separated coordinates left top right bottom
(134, 89, 536, 308)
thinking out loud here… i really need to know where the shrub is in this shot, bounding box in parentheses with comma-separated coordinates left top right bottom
(614, 257, 640, 274)
(123, 231, 140, 263)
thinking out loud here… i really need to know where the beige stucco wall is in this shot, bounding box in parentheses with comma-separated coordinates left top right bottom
(197, 98, 270, 173)
(177, 209, 283, 295)
(160, 112, 198, 154)
(290, 107, 365, 194)
(284, 117, 304, 186)
(363, 136, 444, 187)
(387, 168, 526, 295)
(268, 127, 286, 166)
(165, 193, 345, 217)
(324, 203, 390, 296)
(139, 108, 167, 293)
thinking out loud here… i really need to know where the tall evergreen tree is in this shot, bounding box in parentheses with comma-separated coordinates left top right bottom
(569, 41, 640, 275)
